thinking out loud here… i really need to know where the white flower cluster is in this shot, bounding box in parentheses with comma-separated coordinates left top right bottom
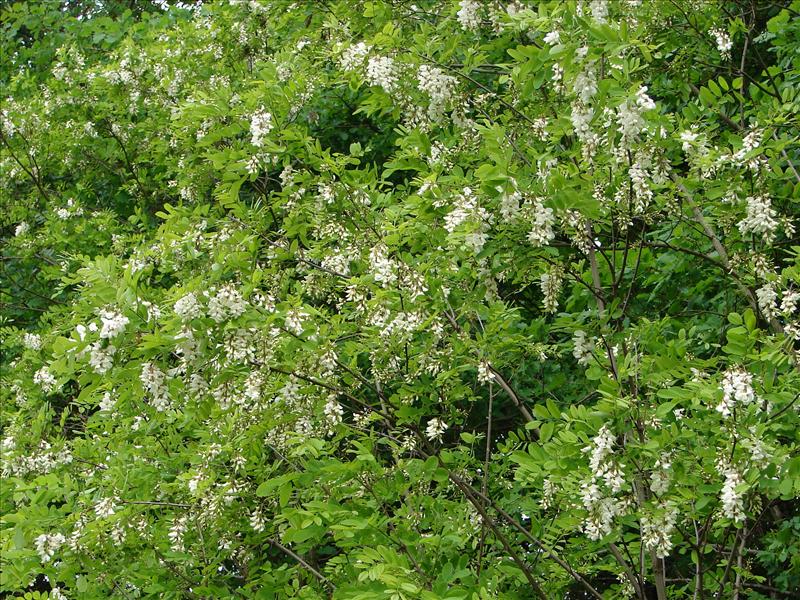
(457, 0, 481, 31)
(23, 333, 42, 350)
(174, 292, 203, 320)
(323, 396, 344, 434)
(781, 290, 799, 316)
(571, 103, 594, 142)
(641, 502, 678, 558)
(369, 244, 396, 286)
(587, 425, 616, 483)
(543, 30, 560, 46)
(720, 467, 746, 522)
(732, 129, 761, 168)
(573, 65, 597, 105)
(417, 65, 458, 121)
(33, 366, 57, 393)
(15, 221, 29, 237)
(580, 424, 627, 540)
(35, 532, 65, 563)
(340, 41, 370, 72)
(477, 361, 495, 384)
(426, 417, 448, 442)
(738, 194, 777, 243)
(572, 330, 594, 365)
(56, 198, 84, 220)
(616, 86, 655, 146)
(717, 366, 756, 418)
(590, 0, 609, 23)
(285, 308, 309, 336)
(540, 266, 563, 314)
(168, 516, 188, 552)
(250, 507, 267, 532)
(208, 284, 247, 322)
(99, 309, 129, 339)
(444, 187, 492, 254)
(580, 481, 622, 540)
(499, 190, 521, 222)
(650, 454, 672, 497)
(140, 362, 170, 411)
(89, 342, 116, 374)
(2, 439, 73, 478)
(541, 478, 556, 510)
(756, 283, 778, 320)
(526, 197, 556, 247)
(679, 129, 700, 153)
(99, 391, 116, 412)
(366, 56, 398, 93)
(95, 496, 118, 519)
(50, 587, 68, 600)
(710, 27, 732, 60)
(250, 107, 273, 147)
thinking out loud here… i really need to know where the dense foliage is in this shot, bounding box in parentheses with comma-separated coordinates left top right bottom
(2, 1, 800, 598)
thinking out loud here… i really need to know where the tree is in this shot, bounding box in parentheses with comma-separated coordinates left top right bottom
(2, 1, 799, 598)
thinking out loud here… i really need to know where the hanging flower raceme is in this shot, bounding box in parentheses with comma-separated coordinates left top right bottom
(250, 107, 273, 147)
(717, 367, 756, 417)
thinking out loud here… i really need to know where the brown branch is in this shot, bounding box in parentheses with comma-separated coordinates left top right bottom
(268, 537, 336, 591)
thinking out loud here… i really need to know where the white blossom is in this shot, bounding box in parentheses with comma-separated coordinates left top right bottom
(168, 516, 188, 552)
(340, 41, 370, 72)
(738, 195, 777, 243)
(98, 309, 129, 339)
(34, 532, 65, 563)
(23, 333, 42, 350)
(541, 478, 556, 510)
(587, 425, 615, 478)
(717, 367, 756, 417)
(581, 481, 620, 540)
(250, 107, 273, 147)
(174, 292, 203, 320)
(285, 308, 309, 336)
(543, 30, 561, 46)
(572, 330, 594, 365)
(499, 190, 521, 222)
(756, 283, 778, 320)
(33, 366, 57, 393)
(710, 27, 732, 59)
(780, 290, 798, 316)
(99, 392, 116, 412)
(444, 187, 492, 254)
(457, 0, 481, 31)
(641, 502, 678, 558)
(324, 396, 344, 434)
(250, 507, 267, 532)
(50, 587, 68, 600)
(425, 417, 448, 442)
(526, 198, 556, 247)
(650, 455, 672, 496)
(15, 221, 29, 236)
(680, 129, 699, 153)
(369, 244, 396, 286)
(477, 361, 495, 384)
(573, 66, 597, 104)
(95, 496, 118, 519)
(208, 284, 247, 322)
(89, 342, 116, 374)
(720, 468, 746, 522)
(140, 362, 170, 411)
(366, 56, 397, 93)
(418, 65, 458, 121)
(589, 0, 609, 24)
(540, 267, 563, 313)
